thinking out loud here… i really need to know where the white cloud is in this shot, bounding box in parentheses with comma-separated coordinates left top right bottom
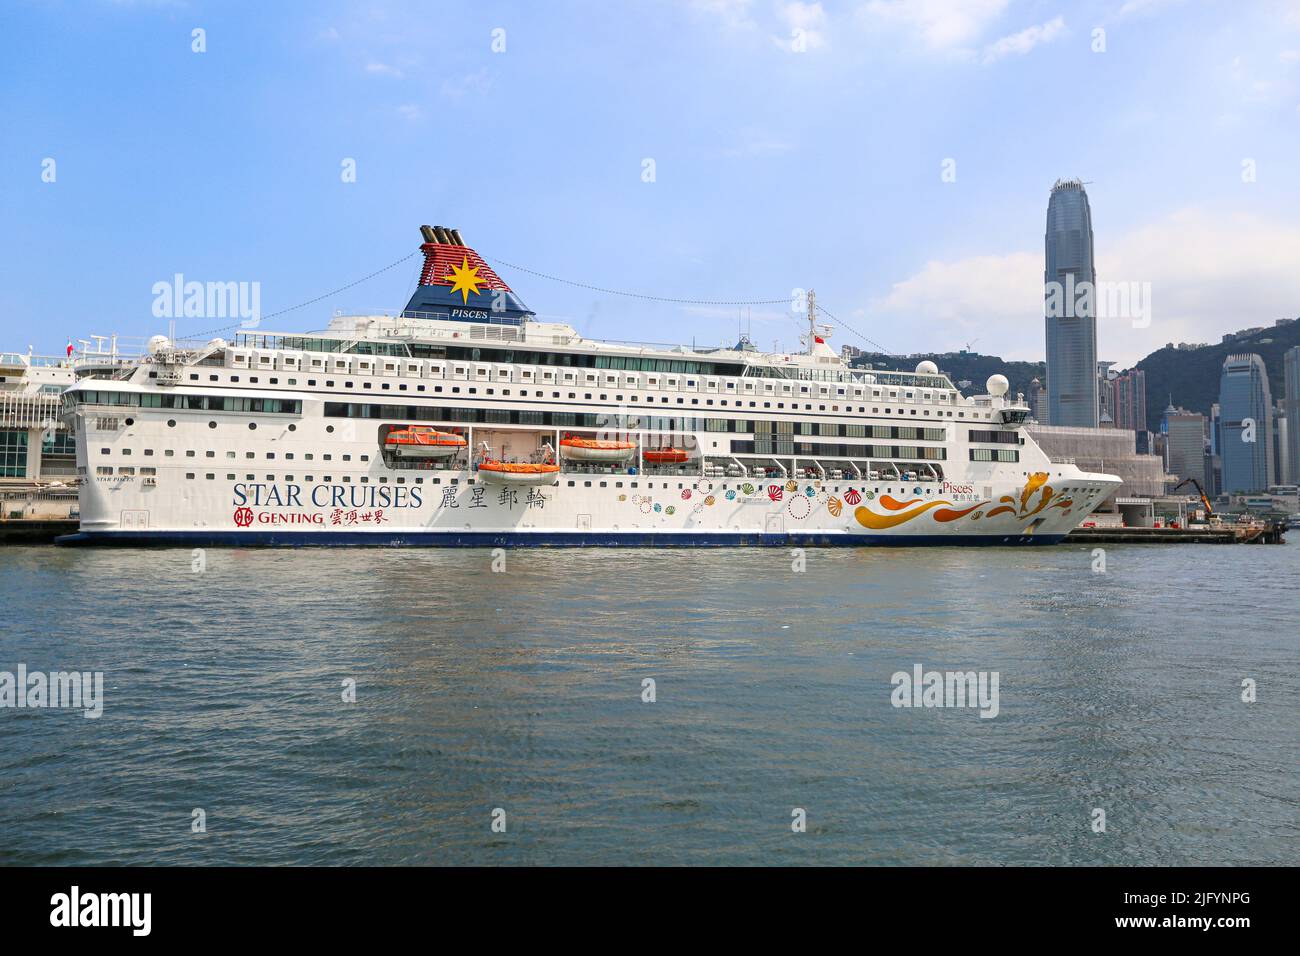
(439, 68, 493, 101)
(1116, 0, 1186, 19)
(871, 208, 1300, 364)
(981, 16, 1065, 64)
(873, 251, 1042, 357)
(365, 61, 403, 77)
(684, 0, 758, 30)
(773, 1, 827, 51)
(859, 0, 1009, 52)
(396, 103, 424, 122)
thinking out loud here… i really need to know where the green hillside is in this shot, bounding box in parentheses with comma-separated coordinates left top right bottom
(850, 318, 1300, 434)
(849, 351, 1046, 401)
(1135, 321, 1300, 433)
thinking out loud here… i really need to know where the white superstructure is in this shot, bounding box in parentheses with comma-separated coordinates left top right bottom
(60, 227, 1121, 546)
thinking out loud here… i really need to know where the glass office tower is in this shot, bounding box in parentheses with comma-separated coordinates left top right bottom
(1044, 179, 1099, 427)
(1219, 353, 1274, 493)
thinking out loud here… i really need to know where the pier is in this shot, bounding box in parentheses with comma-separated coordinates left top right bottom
(0, 488, 80, 543)
(0, 517, 79, 543)
(1066, 522, 1287, 545)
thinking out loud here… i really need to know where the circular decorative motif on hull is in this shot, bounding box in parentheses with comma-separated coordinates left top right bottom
(665, 505, 676, 515)
(742, 483, 755, 495)
(768, 485, 784, 502)
(843, 488, 862, 505)
(785, 480, 798, 493)
(827, 496, 843, 517)
(725, 490, 737, 500)
(787, 495, 811, 519)
(704, 495, 716, 506)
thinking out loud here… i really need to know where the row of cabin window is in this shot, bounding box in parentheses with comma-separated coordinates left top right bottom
(231, 346, 943, 399)
(321, 402, 954, 439)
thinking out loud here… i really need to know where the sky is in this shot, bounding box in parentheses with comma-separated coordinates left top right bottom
(3, 0, 1300, 366)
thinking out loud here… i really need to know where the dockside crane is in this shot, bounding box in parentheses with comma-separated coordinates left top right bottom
(1171, 477, 1215, 522)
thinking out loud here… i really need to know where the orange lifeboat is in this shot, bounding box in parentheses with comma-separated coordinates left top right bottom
(384, 426, 467, 459)
(559, 436, 637, 462)
(643, 448, 689, 464)
(477, 461, 561, 486)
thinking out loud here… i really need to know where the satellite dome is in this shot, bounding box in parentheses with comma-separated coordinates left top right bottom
(915, 360, 938, 375)
(986, 374, 1009, 397)
(146, 335, 170, 356)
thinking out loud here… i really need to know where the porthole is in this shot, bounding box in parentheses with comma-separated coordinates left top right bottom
(248, 422, 257, 430)
(167, 419, 176, 428)
(208, 421, 217, 429)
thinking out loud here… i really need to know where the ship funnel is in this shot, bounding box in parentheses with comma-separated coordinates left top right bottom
(414, 224, 513, 293)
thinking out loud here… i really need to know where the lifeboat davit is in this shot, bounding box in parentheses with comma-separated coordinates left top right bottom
(477, 461, 561, 485)
(559, 436, 637, 462)
(643, 448, 689, 464)
(384, 426, 467, 459)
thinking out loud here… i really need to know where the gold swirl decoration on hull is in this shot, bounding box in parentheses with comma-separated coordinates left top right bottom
(852, 473, 1060, 531)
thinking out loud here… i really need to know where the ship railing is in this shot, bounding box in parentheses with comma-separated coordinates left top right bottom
(1049, 456, 1077, 464)
(0, 393, 64, 429)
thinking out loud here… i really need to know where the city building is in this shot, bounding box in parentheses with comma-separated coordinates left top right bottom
(1276, 401, 1291, 486)
(0, 351, 76, 485)
(1028, 377, 1048, 424)
(1044, 179, 1098, 427)
(1162, 405, 1208, 489)
(1027, 424, 1168, 504)
(1097, 361, 1117, 427)
(1111, 368, 1147, 433)
(1219, 353, 1274, 493)
(1284, 345, 1300, 487)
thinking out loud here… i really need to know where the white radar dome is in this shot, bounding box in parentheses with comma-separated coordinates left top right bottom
(915, 360, 938, 375)
(986, 374, 1010, 397)
(146, 335, 170, 356)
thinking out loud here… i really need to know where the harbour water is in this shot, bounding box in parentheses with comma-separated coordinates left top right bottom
(1, 542, 1296, 866)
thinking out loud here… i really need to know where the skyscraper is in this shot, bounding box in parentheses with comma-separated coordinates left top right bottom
(1162, 405, 1207, 489)
(1028, 377, 1048, 423)
(1219, 353, 1274, 493)
(1284, 345, 1300, 485)
(1044, 179, 1098, 427)
(1112, 368, 1147, 433)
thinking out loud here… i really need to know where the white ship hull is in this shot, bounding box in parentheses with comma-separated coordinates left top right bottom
(66, 415, 1116, 547)
(58, 224, 1123, 546)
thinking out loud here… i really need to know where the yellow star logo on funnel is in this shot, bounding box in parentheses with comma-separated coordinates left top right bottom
(443, 257, 485, 303)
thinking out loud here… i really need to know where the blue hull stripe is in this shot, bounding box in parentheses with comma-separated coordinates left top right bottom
(57, 529, 1067, 548)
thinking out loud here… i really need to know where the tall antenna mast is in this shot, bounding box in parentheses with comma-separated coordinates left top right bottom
(805, 289, 817, 354)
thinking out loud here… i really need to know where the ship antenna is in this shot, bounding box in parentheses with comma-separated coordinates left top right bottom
(805, 289, 817, 353)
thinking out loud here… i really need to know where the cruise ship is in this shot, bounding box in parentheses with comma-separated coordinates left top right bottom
(59, 226, 1122, 546)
